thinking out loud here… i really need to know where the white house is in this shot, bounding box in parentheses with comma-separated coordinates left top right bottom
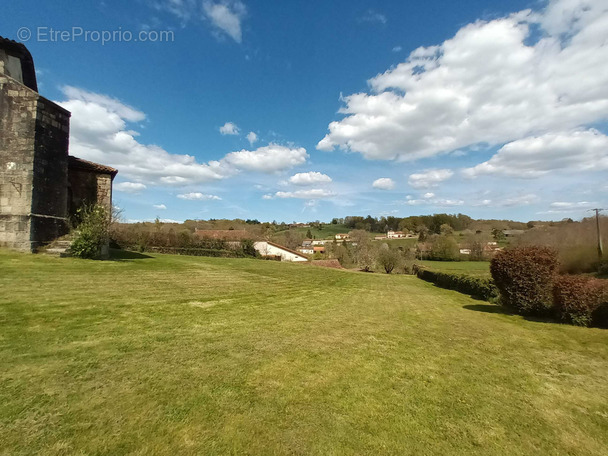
(312, 239, 330, 245)
(299, 247, 314, 255)
(254, 241, 309, 262)
(335, 233, 350, 240)
(387, 231, 406, 239)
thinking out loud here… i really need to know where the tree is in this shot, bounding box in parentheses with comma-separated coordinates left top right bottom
(350, 230, 376, 271)
(492, 228, 506, 241)
(440, 223, 454, 235)
(430, 235, 459, 261)
(377, 244, 401, 274)
(306, 229, 313, 239)
(70, 204, 110, 259)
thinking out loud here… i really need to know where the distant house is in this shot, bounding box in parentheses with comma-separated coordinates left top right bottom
(374, 235, 387, 240)
(194, 229, 252, 241)
(312, 239, 330, 245)
(302, 239, 313, 247)
(405, 233, 417, 239)
(299, 247, 314, 255)
(387, 231, 406, 239)
(313, 246, 326, 254)
(460, 248, 471, 255)
(503, 229, 525, 237)
(254, 241, 308, 262)
(335, 233, 350, 241)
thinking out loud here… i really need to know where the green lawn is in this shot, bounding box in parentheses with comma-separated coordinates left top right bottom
(418, 260, 491, 277)
(1, 249, 607, 455)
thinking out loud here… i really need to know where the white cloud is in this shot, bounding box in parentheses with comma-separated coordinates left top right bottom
(265, 189, 336, 199)
(359, 9, 387, 24)
(408, 169, 453, 189)
(223, 144, 308, 173)
(318, 0, 608, 162)
(550, 201, 596, 209)
(423, 192, 435, 199)
(463, 129, 608, 178)
(404, 195, 464, 207)
(177, 193, 222, 201)
(392, 46, 402, 52)
(502, 194, 539, 207)
(246, 131, 258, 145)
(153, 204, 167, 210)
(203, 1, 246, 43)
(114, 182, 147, 193)
(372, 177, 395, 190)
(58, 88, 307, 188)
(61, 86, 145, 122)
(289, 172, 332, 186)
(219, 121, 240, 135)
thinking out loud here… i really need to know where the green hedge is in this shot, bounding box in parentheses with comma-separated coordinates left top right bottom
(416, 267, 499, 301)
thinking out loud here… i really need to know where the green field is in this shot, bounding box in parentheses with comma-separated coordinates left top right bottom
(417, 260, 491, 277)
(1, 249, 608, 455)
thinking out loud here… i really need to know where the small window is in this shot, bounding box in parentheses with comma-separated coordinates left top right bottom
(6, 55, 23, 84)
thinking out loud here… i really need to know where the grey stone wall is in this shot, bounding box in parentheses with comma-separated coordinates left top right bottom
(0, 72, 70, 251)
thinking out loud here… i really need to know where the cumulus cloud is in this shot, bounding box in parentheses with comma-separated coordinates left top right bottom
(177, 193, 222, 201)
(246, 131, 258, 145)
(372, 177, 395, 190)
(114, 182, 147, 193)
(463, 130, 608, 178)
(550, 201, 596, 209)
(408, 169, 453, 189)
(203, 0, 246, 43)
(289, 172, 332, 186)
(219, 121, 240, 135)
(58, 88, 308, 187)
(61, 86, 145, 122)
(264, 189, 336, 199)
(153, 204, 167, 210)
(318, 0, 608, 164)
(223, 144, 308, 173)
(404, 193, 464, 207)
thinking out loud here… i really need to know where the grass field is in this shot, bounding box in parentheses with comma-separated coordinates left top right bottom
(417, 260, 491, 277)
(1, 249, 608, 455)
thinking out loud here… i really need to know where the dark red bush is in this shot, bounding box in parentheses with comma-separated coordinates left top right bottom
(490, 246, 558, 316)
(553, 275, 608, 327)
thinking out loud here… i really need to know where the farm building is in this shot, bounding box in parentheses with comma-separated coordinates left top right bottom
(254, 241, 308, 262)
(335, 233, 350, 240)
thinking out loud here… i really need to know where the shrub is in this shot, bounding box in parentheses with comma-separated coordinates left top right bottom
(416, 268, 499, 301)
(553, 275, 608, 327)
(70, 205, 110, 259)
(490, 246, 558, 316)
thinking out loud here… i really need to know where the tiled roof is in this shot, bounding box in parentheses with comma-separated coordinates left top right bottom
(68, 156, 118, 177)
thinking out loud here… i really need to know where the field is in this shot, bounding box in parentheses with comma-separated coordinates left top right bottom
(417, 260, 491, 277)
(1, 249, 608, 455)
(272, 224, 385, 242)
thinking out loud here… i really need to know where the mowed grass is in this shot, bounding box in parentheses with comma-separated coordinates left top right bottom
(1, 250, 608, 455)
(418, 260, 491, 277)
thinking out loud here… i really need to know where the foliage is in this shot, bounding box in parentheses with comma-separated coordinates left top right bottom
(416, 267, 499, 301)
(70, 205, 110, 259)
(350, 230, 377, 271)
(490, 246, 559, 316)
(553, 275, 608, 327)
(239, 239, 259, 257)
(377, 245, 401, 274)
(429, 235, 460, 261)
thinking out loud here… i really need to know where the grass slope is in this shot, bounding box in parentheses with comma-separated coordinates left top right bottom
(417, 260, 491, 277)
(1, 249, 607, 455)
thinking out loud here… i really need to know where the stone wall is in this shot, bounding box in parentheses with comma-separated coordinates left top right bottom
(0, 72, 70, 251)
(68, 170, 114, 216)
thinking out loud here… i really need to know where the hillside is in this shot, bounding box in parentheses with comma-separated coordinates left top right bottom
(1, 250, 607, 454)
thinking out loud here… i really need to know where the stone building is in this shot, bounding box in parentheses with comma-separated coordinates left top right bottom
(0, 36, 117, 252)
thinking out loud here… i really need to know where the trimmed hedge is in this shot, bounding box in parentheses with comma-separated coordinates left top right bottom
(553, 275, 608, 327)
(416, 268, 499, 301)
(490, 246, 558, 316)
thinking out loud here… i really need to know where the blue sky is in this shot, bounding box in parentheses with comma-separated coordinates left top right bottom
(2, 0, 607, 223)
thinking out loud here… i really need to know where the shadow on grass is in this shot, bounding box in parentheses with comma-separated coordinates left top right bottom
(110, 249, 154, 260)
(463, 304, 562, 325)
(463, 304, 513, 315)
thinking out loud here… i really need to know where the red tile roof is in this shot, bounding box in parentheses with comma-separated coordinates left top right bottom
(68, 156, 118, 178)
